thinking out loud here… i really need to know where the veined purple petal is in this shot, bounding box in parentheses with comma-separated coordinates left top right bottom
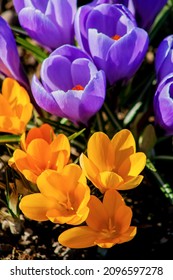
(41, 55, 73, 92)
(52, 89, 82, 123)
(50, 44, 91, 62)
(31, 75, 64, 118)
(45, 0, 76, 45)
(155, 35, 173, 83)
(18, 7, 63, 49)
(0, 16, 28, 88)
(71, 58, 98, 87)
(79, 70, 106, 124)
(74, 5, 94, 53)
(154, 74, 173, 134)
(13, 0, 48, 13)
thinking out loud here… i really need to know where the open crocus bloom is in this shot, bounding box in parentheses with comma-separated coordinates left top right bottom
(75, 3, 148, 85)
(0, 78, 33, 135)
(10, 127, 71, 183)
(13, 0, 77, 50)
(58, 189, 136, 248)
(31, 45, 106, 125)
(19, 164, 90, 225)
(80, 129, 146, 193)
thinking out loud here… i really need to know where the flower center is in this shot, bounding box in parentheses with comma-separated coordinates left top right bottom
(72, 84, 84, 90)
(111, 34, 121, 40)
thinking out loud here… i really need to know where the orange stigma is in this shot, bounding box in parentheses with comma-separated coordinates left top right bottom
(72, 84, 84, 91)
(112, 34, 121, 40)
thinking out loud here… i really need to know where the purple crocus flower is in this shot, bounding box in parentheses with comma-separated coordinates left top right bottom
(155, 35, 173, 84)
(154, 74, 173, 135)
(31, 45, 106, 125)
(131, 0, 168, 30)
(13, 0, 77, 51)
(75, 3, 149, 85)
(0, 16, 28, 88)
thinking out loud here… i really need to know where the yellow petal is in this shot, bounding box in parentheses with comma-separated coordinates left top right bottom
(117, 175, 144, 190)
(0, 95, 13, 116)
(51, 134, 70, 162)
(113, 205, 132, 233)
(79, 153, 99, 182)
(111, 129, 136, 169)
(19, 193, 57, 221)
(27, 139, 51, 170)
(103, 189, 125, 218)
(87, 132, 114, 171)
(86, 195, 108, 231)
(58, 226, 98, 248)
(98, 171, 123, 192)
(117, 226, 137, 244)
(118, 152, 146, 177)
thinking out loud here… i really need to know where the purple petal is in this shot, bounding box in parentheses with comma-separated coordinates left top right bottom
(45, 0, 76, 45)
(41, 55, 73, 92)
(18, 7, 63, 49)
(31, 75, 64, 118)
(155, 35, 173, 83)
(13, 0, 48, 13)
(52, 89, 82, 123)
(0, 17, 28, 88)
(50, 44, 91, 62)
(154, 75, 173, 134)
(80, 70, 106, 124)
(71, 58, 98, 87)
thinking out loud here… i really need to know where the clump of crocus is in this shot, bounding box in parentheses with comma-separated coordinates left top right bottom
(155, 35, 173, 84)
(0, 16, 29, 89)
(80, 129, 146, 193)
(9, 123, 71, 183)
(19, 164, 90, 225)
(75, 3, 149, 85)
(31, 45, 106, 125)
(153, 73, 173, 135)
(58, 189, 136, 248)
(13, 0, 77, 51)
(0, 78, 33, 135)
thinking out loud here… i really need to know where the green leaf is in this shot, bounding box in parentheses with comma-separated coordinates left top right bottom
(15, 36, 48, 62)
(0, 135, 20, 144)
(68, 128, 86, 141)
(139, 124, 157, 155)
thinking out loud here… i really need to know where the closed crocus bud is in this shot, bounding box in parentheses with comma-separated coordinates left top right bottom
(153, 74, 173, 135)
(31, 45, 106, 125)
(13, 0, 77, 50)
(155, 35, 173, 84)
(131, 0, 168, 30)
(75, 4, 148, 85)
(0, 16, 29, 89)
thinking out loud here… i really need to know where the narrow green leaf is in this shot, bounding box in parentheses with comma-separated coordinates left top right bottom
(68, 128, 86, 141)
(0, 135, 20, 144)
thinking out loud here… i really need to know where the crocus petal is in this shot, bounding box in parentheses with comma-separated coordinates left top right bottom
(118, 152, 146, 177)
(103, 189, 125, 218)
(79, 153, 99, 181)
(111, 129, 136, 168)
(87, 132, 113, 171)
(86, 195, 108, 231)
(98, 171, 123, 192)
(41, 55, 73, 92)
(31, 75, 64, 118)
(58, 226, 98, 248)
(113, 205, 132, 233)
(117, 175, 144, 190)
(0, 17, 28, 88)
(116, 226, 137, 244)
(18, 7, 63, 49)
(19, 193, 57, 221)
